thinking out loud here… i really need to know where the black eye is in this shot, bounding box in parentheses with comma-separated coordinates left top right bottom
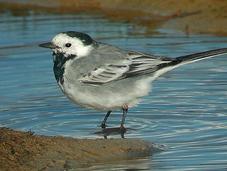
(65, 43, 71, 47)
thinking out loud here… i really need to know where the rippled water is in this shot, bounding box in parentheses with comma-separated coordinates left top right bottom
(0, 12, 227, 170)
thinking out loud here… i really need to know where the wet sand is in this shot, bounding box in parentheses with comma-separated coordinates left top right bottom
(0, 127, 158, 170)
(0, 0, 227, 35)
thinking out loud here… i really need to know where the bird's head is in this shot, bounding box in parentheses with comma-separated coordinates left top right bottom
(39, 31, 96, 58)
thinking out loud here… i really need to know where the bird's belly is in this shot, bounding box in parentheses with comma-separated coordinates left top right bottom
(59, 77, 153, 111)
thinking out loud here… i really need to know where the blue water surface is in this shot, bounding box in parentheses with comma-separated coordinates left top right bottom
(0, 12, 227, 170)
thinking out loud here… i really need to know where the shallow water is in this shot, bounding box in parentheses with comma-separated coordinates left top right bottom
(0, 12, 227, 170)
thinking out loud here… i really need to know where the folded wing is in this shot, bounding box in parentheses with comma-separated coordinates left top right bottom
(79, 52, 174, 85)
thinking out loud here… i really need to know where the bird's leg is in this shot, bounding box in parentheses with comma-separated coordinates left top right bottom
(121, 104, 128, 128)
(120, 104, 128, 138)
(100, 111, 111, 129)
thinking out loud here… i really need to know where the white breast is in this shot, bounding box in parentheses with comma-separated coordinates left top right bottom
(60, 76, 153, 111)
(58, 60, 175, 110)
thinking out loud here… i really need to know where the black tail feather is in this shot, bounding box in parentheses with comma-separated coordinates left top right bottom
(175, 48, 227, 63)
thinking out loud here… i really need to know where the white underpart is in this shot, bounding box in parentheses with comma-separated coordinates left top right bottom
(62, 57, 177, 110)
(62, 62, 178, 110)
(52, 33, 93, 58)
(61, 60, 142, 110)
(58, 46, 227, 110)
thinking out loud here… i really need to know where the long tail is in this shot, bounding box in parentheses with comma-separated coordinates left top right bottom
(175, 48, 227, 65)
(154, 48, 227, 79)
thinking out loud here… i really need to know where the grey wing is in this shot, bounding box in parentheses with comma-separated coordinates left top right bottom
(79, 51, 175, 85)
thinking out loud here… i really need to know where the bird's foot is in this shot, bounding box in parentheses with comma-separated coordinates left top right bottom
(100, 123, 107, 129)
(94, 126, 129, 139)
(120, 125, 126, 138)
(120, 125, 126, 132)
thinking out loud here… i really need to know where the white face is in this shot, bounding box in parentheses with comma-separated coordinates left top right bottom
(51, 33, 94, 58)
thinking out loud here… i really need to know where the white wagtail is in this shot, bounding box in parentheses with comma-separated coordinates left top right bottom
(39, 31, 227, 133)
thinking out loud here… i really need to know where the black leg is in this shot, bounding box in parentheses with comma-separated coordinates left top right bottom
(120, 106, 128, 138)
(120, 108, 128, 128)
(100, 111, 111, 128)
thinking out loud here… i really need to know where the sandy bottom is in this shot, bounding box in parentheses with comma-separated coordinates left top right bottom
(0, 127, 159, 170)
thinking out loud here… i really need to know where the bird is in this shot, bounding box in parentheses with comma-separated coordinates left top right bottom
(39, 31, 227, 137)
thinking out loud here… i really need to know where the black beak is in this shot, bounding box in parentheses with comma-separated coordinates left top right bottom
(39, 42, 56, 49)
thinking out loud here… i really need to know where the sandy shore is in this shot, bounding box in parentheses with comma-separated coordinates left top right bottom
(0, 127, 158, 170)
(0, 0, 227, 35)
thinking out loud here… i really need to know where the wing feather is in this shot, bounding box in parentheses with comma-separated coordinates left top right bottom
(79, 52, 174, 85)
